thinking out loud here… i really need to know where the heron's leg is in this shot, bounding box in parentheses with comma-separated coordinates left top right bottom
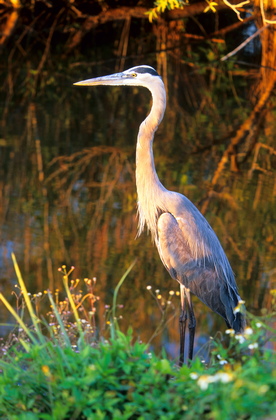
(185, 288, 196, 363)
(179, 284, 187, 367)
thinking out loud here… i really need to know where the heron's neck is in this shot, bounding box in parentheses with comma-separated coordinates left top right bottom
(136, 80, 167, 238)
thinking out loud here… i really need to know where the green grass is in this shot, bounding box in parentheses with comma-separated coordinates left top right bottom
(0, 255, 275, 419)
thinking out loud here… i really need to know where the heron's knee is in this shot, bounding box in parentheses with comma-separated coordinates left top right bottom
(179, 311, 188, 323)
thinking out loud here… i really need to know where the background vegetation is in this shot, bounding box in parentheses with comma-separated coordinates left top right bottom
(0, 2, 275, 416)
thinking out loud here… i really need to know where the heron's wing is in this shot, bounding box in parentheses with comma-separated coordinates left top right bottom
(157, 209, 245, 332)
(156, 212, 230, 321)
(157, 212, 193, 274)
(157, 212, 214, 276)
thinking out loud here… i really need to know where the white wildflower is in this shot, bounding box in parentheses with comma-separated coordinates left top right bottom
(248, 342, 258, 349)
(235, 334, 246, 344)
(197, 375, 211, 390)
(197, 371, 234, 390)
(244, 327, 253, 335)
(234, 300, 245, 314)
(213, 372, 233, 383)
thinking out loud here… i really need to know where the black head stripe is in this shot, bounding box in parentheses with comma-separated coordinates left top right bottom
(132, 66, 159, 76)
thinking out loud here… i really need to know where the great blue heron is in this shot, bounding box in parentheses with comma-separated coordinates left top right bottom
(74, 65, 246, 364)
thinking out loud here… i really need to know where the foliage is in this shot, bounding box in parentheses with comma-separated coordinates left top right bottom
(146, 0, 186, 22)
(146, 0, 276, 26)
(0, 256, 276, 419)
(146, 0, 259, 23)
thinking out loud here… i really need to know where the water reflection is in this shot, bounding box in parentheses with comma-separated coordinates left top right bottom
(0, 67, 275, 358)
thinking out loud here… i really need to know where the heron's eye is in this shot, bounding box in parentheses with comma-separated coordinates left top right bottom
(131, 73, 137, 77)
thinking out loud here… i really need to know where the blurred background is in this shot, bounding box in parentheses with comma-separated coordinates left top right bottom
(0, 0, 275, 358)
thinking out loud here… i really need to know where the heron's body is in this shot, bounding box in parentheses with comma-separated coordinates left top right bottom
(75, 65, 245, 362)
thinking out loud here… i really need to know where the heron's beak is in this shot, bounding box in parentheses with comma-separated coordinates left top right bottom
(74, 72, 126, 87)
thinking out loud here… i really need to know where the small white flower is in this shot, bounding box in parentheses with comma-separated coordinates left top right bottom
(196, 372, 234, 390)
(244, 327, 253, 335)
(214, 372, 233, 383)
(197, 375, 211, 390)
(225, 328, 235, 335)
(248, 342, 258, 349)
(219, 360, 228, 365)
(256, 322, 262, 328)
(234, 300, 245, 314)
(190, 373, 198, 380)
(235, 334, 246, 344)
(146, 285, 152, 290)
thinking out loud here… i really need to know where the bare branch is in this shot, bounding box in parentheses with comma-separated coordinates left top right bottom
(220, 24, 270, 61)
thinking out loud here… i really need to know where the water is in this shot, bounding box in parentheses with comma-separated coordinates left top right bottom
(0, 60, 275, 359)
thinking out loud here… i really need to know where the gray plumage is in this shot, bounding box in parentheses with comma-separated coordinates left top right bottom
(75, 65, 246, 361)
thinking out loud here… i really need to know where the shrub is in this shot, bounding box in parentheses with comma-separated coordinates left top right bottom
(0, 255, 275, 419)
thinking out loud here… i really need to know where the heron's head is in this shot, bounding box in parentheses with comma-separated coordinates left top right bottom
(74, 65, 162, 89)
